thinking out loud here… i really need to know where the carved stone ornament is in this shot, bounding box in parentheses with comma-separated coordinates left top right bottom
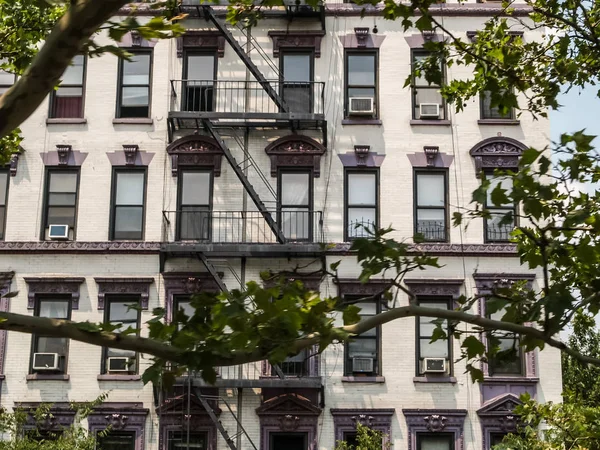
(176, 31, 225, 58)
(130, 31, 142, 47)
(40, 147, 88, 167)
(404, 278, 464, 299)
(478, 393, 524, 449)
(473, 273, 535, 296)
(123, 145, 139, 166)
(24, 277, 85, 310)
(264, 135, 327, 177)
(94, 277, 154, 310)
(56, 145, 72, 166)
(16, 403, 77, 433)
(331, 409, 394, 447)
(469, 136, 527, 177)
(279, 414, 300, 431)
(268, 31, 326, 58)
(87, 403, 148, 450)
(403, 409, 467, 450)
(105, 413, 128, 430)
(106, 147, 154, 167)
(262, 272, 322, 292)
(7, 147, 23, 177)
(0, 241, 161, 254)
(336, 278, 392, 298)
(166, 135, 224, 177)
(424, 414, 447, 432)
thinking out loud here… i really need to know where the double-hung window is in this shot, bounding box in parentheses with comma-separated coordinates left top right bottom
(110, 169, 146, 240)
(345, 51, 378, 118)
(416, 298, 451, 376)
(281, 51, 313, 113)
(177, 169, 212, 241)
(345, 298, 380, 376)
(102, 296, 140, 374)
(117, 51, 152, 118)
(168, 431, 208, 450)
(279, 171, 312, 241)
(97, 431, 136, 450)
(412, 51, 446, 120)
(42, 169, 79, 240)
(480, 90, 515, 120)
(0, 170, 8, 240)
(486, 299, 522, 375)
(484, 172, 515, 242)
(345, 170, 378, 240)
(417, 434, 454, 450)
(31, 297, 71, 374)
(50, 55, 85, 118)
(183, 52, 216, 112)
(414, 171, 447, 242)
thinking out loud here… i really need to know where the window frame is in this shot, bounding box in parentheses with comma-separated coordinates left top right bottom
(416, 432, 455, 450)
(343, 296, 382, 377)
(167, 430, 209, 450)
(40, 168, 81, 241)
(411, 49, 446, 120)
(96, 430, 137, 450)
(49, 55, 87, 119)
(280, 49, 315, 114)
(109, 167, 148, 241)
(415, 297, 453, 377)
(480, 90, 515, 120)
(344, 50, 379, 119)
(485, 297, 524, 376)
(182, 50, 217, 113)
(277, 168, 314, 242)
(101, 295, 142, 375)
(344, 168, 379, 241)
(483, 170, 517, 243)
(413, 169, 448, 242)
(0, 169, 9, 240)
(176, 168, 213, 241)
(116, 49, 153, 119)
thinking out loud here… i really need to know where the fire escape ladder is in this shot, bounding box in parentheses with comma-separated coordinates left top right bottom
(203, 120, 286, 244)
(201, 5, 288, 113)
(197, 253, 229, 293)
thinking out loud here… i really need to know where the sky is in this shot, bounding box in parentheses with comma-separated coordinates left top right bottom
(550, 87, 600, 142)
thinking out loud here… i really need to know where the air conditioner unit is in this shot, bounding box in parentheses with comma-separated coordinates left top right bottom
(107, 357, 131, 373)
(48, 224, 69, 240)
(423, 357, 447, 373)
(349, 97, 375, 115)
(32, 353, 60, 371)
(419, 103, 440, 118)
(352, 356, 374, 373)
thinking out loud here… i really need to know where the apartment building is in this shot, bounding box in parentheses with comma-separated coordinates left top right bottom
(0, 1, 561, 449)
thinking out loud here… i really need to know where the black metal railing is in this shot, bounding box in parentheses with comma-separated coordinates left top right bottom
(169, 79, 325, 116)
(271, 360, 310, 377)
(347, 219, 377, 240)
(486, 222, 514, 242)
(162, 210, 324, 244)
(416, 220, 446, 241)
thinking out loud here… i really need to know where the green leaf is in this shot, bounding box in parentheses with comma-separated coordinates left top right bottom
(462, 336, 486, 359)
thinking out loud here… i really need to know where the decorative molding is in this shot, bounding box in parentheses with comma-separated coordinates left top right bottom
(338, 151, 386, 168)
(94, 277, 154, 310)
(40, 147, 88, 167)
(467, 30, 523, 42)
(24, 277, 85, 310)
(404, 33, 445, 48)
(404, 278, 464, 298)
(163, 272, 223, 322)
(118, 32, 157, 48)
(106, 147, 154, 167)
(124, 145, 139, 166)
(56, 145, 71, 166)
(339, 32, 386, 49)
(268, 30, 326, 57)
(264, 135, 327, 177)
(87, 403, 148, 450)
(336, 278, 393, 297)
(0, 241, 161, 254)
(478, 393, 523, 450)
(407, 151, 454, 168)
(331, 409, 394, 446)
(16, 403, 77, 432)
(469, 137, 527, 176)
(262, 272, 322, 291)
(324, 3, 533, 16)
(176, 31, 225, 58)
(8, 148, 23, 177)
(166, 135, 224, 177)
(403, 409, 468, 450)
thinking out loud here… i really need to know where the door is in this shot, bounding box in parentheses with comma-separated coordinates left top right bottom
(270, 433, 308, 450)
(281, 52, 312, 113)
(177, 170, 212, 241)
(183, 53, 216, 112)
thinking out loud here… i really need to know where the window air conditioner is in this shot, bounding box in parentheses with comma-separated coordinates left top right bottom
(349, 97, 375, 115)
(419, 103, 440, 118)
(48, 224, 69, 240)
(32, 353, 60, 371)
(107, 357, 131, 373)
(423, 357, 447, 373)
(352, 356, 374, 373)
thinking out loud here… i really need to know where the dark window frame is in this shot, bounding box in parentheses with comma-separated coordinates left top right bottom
(480, 90, 515, 120)
(0, 169, 9, 240)
(413, 169, 449, 242)
(49, 55, 87, 119)
(101, 295, 142, 375)
(40, 168, 81, 241)
(343, 295, 382, 377)
(279, 49, 315, 114)
(176, 168, 213, 241)
(277, 168, 314, 242)
(269, 432, 308, 450)
(109, 167, 148, 241)
(483, 170, 517, 243)
(415, 297, 453, 376)
(344, 50, 379, 119)
(416, 432, 455, 450)
(167, 430, 209, 450)
(97, 430, 137, 450)
(344, 168, 379, 241)
(182, 50, 218, 112)
(116, 49, 153, 119)
(411, 49, 447, 120)
(485, 297, 524, 376)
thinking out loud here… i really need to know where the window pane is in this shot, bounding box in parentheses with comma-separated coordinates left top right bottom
(412, 53, 442, 86)
(109, 301, 139, 323)
(419, 436, 451, 450)
(417, 173, 445, 207)
(416, 209, 446, 241)
(49, 193, 76, 206)
(348, 87, 376, 99)
(420, 338, 449, 358)
(98, 431, 136, 450)
(39, 300, 69, 319)
(179, 206, 210, 240)
(0, 172, 7, 206)
(181, 171, 211, 205)
(47, 206, 76, 227)
(283, 54, 311, 82)
(414, 89, 444, 118)
(348, 54, 375, 86)
(56, 87, 83, 97)
(281, 173, 309, 205)
(116, 172, 144, 205)
(123, 54, 150, 85)
(487, 175, 513, 207)
(114, 206, 143, 239)
(168, 432, 208, 450)
(174, 299, 195, 318)
(36, 337, 68, 355)
(348, 207, 376, 237)
(61, 56, 84, 85)
(348, 173, 376, 205)
(355, 302, 377, 315)
(0, 70, 13, 85)
(49, 172, 77, 193)
(186, 55, 215, 81)
(348, 338, 377, 357)
(486, 210, 514, 241)
(122, 86, 149, 106)
(281, 207, 310, 240)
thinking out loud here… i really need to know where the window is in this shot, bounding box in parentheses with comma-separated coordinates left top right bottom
(183, 52, 216, 112)
(486, 299, 522, 375)
(173, 295, 194, 320)
(345, 299, 380, 376)
(117, 51, 152, 118)
(270, 432, 307, 450)
(484, 172, 515, 242)
(110, 169, 146, 240)
(177, 170, 212, 241)
(416, 299, 451, 376)
(417, 434, 454, 450)
(42, 170, 80, 240)
(412, 51, 446, 120)
(489, 432, 508, 447)
(31, 297, 71, 374)
(0, 170, 9, 240)
(345, 170, 378, 240)
(102, 296, 140, 374)
(278, 171, 312, 241)
(281, 51, 313, 113)
(271, 349, 309, 377)
(414, 171, 447, 242)
(168, 431, 208, 450)
(49, 55, 85, 118)
(97, 431, 136, 450)
(0, 66, 15, 95)
(345, 51, 377, 118)
(480, 90, 514, 120)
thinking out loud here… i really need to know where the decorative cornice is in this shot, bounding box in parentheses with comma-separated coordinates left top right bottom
(166, 135, 224, 177)
(94, 277, 154, 310)
(336, 278, 392, 297)
(404, 33, 445, 49)
(40, 148, 88, 167)
(264, 135, 327, 177)
(338, 151, 386, 168)
(16, 403, 77, 431)
(262, 272, 322, 291)
(268, 30, 326, 58)
(403, 409, 468, 450)
(324, 3, 533, 16)
(467, 30, 524, 42)
(176, 31, 225, 58)
(88, 403, 148, 450)
(339, 31, 386, 49)
(469, 136, 527, 176)
(328, 242, 518, 256)
(0, 241, 161, 254)
(24, 277, 85, 310)
(106, 147, 154, 167)
(407, 151, 454, 168)
(473, 273, 536, 293)
(404, 278, 464, 298)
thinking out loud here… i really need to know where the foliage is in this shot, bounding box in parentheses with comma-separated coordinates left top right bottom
(334, 423, 391, 450)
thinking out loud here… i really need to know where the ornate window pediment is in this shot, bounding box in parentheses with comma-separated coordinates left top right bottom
(24, 277, 85, 310)
(331, 409, 394, 446)
(404, 278, 464, 299)
(94, 277, 154, 310)
(478, 393, 523, 449)
(166, 135, 224, 177)
(176, 31, 225, 58)
(88, 403, 148, 450)
(469, 137, 527, 176)
(256, 393, 321, 417)
(268, 31, 326, 57)
(403, 409, 468, 450)
(163, 272, 223, 322)
(16, 402, 77, 433)
(264, 135, 326, 177)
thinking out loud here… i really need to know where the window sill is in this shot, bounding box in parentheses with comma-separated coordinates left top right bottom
(478, 119, 520, 126)
(97, 374, 142, 381)
(46, 118, 87, 125)
(482, 376, 539, 384)
(342, 118, 382, 126)
(413, 376, 457, 384)
(26, 374, 70, 381)
(410, 119, 452, 126)
(341, 376, 385, 383)
(112, 118, 153, 125)
(0, 374, 5, 380)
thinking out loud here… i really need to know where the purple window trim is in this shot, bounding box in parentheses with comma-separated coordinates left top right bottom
(404, 278, 464, 299)
(407, 152, 455, 169)
(477, 119, 521, 126)
(94, 277, 154, 310)
(404, 33, 445, 49)
(97, 374, 142, 381)
(166, 135, 224, 177)
(88, 403, 149, 450)
(106, 148, 155, 167)
(176, 31, 225, 58)
(339, 33, 386, 49)
(24, 277, 85, 310)
(341, 119, 383, 126)
(403, 409, 468, 450)
(40, 147, 88, 167)
(413, 376, 457, 383)
(163, 272, 223, 322)
(336, 278, 392, 297)
(268, 30, 326, 58)
(341, 376, 385, 383)
(477, 393, 522, 450)
(0, 271, 14, 377)
(112, 118, 154, 125)
(338, 152, 386, 168)
(15, 402, 77, 432)
(331, 408, 394, 447)
(264, 135, 327, 178)
(409, 119, 452, 126)
(469, 137, 527, 176)
(26, 373, 70, 381)
(118, 31, 157, 48)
